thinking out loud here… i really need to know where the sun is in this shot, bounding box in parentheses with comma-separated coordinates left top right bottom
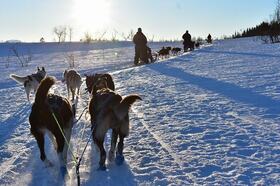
(72, 0, 111, 31)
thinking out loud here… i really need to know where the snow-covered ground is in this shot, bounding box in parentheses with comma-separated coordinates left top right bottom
(0, 38, 279, 185)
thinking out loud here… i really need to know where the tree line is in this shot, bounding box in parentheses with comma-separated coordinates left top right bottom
(232, 0, 280, 43)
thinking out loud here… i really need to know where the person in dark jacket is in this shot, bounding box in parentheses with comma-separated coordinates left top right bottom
(207, 34, 212, 43)
(182, 30, 192, 52)
(133, 28, 148, 64)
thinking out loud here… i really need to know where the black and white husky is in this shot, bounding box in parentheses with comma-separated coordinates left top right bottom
(10, 67, 46, 101)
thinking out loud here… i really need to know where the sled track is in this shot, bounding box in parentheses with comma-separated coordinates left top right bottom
(130, 108, 194, 184)
(131, 108, 185, 170)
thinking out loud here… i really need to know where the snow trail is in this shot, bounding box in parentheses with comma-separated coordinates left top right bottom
(0, 38, 279, 185)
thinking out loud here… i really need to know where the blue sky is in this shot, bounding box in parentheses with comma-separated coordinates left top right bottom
(0, 0, 277, 42)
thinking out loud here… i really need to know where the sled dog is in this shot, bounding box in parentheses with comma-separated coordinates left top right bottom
(85, 73, 115, 93)
(171, 47, 182, 55)
(10, 67, 46, 101)
(62, 69, 83, 100)
(29, 76, 74, 170)
(158, 47, 171, 58)
(88, 76, 141, 170)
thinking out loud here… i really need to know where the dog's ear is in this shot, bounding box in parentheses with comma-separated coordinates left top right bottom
(63, 70, 67, 77)
(42, 67, 45, 71)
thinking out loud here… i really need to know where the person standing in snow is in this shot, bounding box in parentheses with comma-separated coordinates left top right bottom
(182, 30, 192, 52)
(133, 28, 148, 65)
(207, 34, 212, 43)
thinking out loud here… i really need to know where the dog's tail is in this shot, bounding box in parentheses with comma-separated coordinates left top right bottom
(114, 94, 142, 120)
(35, 76, 55, 105)
(10, 74, 29, 84)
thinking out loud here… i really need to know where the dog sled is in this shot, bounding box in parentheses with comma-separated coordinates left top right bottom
(134, 46, 157, 66)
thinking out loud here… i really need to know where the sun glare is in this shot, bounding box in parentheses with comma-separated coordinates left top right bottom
(72, 0, 111, 31)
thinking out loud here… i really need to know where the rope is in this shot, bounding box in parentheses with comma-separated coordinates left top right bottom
(75, 110, 89, 156)
(78, 127, 94, 164)
(51, 112, 78, 164)
(73, 99, 90, 155)
(73, 107, 87, 124)
(71, 96, 89, 155)
(76, 126, 94, 186)
(51, 99, 93, 186)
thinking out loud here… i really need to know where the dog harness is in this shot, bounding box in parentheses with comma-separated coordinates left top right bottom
(47, 94, 64, 110)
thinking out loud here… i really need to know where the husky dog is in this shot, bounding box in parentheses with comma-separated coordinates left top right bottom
(85, 73, 115, 93)
(89, 76, 141, 170)
(62, 69, 83, 101)
(10, 67, 46, 101)
(158, 47, 172, 58)
(171, 47, 182, 55)
(29, 76, 74, 171)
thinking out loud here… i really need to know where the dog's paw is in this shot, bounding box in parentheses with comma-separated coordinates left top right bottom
(108, 150, 115, 162)
(44, 159, 53, 167)
(97, 165, 107, 171)
(115, 154, 124, 165)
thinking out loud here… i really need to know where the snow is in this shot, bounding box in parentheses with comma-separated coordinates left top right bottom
(0, 38, 279, 185)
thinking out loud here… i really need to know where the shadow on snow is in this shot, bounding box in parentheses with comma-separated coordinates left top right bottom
(148, 62, 280, 118)
(198, 48, 280, 58)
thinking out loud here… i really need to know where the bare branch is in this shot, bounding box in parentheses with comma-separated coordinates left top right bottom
(53, 26, 67, 43)
(64, 52, 76, 68)
(10, 45, 32, 67)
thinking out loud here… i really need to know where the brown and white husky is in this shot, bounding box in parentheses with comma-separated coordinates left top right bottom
(10, 67, 46, 101)
(62, 69, 83, 101)
(29, 76, 74, 171)
(85, 73, 115, 93)
(88, 75, 141, 170)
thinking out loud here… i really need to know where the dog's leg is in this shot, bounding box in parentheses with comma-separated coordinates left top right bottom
(117, 134, 124, 155)
(32, 129, 52, 167)
(95, 138, 106, 170)
(34, 131, 46, 161)
(115, 134, 125, 165)
(71, 88, 75, 101)
(54, 131, 66, 168)
(76, 87, 80, 100)
(25, 86, 31, 102)
(66, 84, 70, 99)
(62, 125, 72, 166)
(77, 87, 80, 97)
(108, 129, 118, 162)
(47, 130, 57, 150)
